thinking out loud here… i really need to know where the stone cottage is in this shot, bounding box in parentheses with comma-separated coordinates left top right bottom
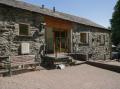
(0, 0, 111, 63)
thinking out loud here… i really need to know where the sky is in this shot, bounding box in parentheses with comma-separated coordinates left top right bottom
(21, 0, 117, 28)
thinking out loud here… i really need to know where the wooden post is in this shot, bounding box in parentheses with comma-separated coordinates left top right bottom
(66, 31, 68, 52)
(54, 32, 57, 57)
(70, 29, 73, 53)
(54, 32, 55, 56)
(60, 32, 61, 53)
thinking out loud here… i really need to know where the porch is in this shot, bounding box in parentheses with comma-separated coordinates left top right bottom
(44, 15, 73, 55)
(41, 52, 87, 69)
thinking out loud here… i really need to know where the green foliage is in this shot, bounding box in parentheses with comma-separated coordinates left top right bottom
(111, 0, 120, 45)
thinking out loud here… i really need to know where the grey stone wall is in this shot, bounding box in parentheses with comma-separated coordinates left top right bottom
(0, 5, 45, 60)
(72, 24, 111, 60)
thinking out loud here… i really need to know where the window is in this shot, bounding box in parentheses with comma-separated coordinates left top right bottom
(99, 35, 105, 45)
(80, 33, 89, 44)
(19, 24, 29, 36)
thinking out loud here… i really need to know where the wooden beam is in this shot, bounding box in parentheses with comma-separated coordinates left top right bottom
(60, 32, 61, 52)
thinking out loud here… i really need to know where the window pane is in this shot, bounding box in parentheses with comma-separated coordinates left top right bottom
(99, 35, 105, 45)
(80, 33, 87, 43)
(61, 32, 66, 37)
(19, 24, 29, 35)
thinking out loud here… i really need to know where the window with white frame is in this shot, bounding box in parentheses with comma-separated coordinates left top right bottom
(99, 35, 105, 45)
(80, 32, 89, 44)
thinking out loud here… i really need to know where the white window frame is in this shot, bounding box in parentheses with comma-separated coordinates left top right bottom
(80, 32, 89, 44)
(99, 35, 105, 45)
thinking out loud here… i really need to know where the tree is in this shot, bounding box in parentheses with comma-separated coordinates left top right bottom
(111, 0, 120, 46)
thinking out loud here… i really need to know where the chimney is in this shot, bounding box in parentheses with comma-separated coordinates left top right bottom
(53, 6, 55, 12)
(42, 4, 44, 9)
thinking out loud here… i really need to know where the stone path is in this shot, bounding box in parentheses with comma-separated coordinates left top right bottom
(0, 64, 120, 89)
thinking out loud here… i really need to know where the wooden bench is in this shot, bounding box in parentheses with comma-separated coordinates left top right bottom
(0, 55, 40, 76)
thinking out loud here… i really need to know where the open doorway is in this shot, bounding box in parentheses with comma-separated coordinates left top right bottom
(54, 31, 68, 53)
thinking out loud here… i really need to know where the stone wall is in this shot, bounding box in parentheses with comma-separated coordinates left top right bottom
(72, 24, 111, 60)
(0, 5, 45, 61)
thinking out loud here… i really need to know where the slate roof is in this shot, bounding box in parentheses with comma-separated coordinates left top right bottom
(0, 0, 108, 30)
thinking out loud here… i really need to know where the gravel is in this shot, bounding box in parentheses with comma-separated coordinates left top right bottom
(0, 64, 120, 89)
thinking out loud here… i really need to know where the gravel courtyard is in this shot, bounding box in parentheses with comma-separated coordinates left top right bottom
(0, 64, 120, 89)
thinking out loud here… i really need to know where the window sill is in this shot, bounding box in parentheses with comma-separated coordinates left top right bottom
(79, 43, 89, 46)
(16, 35, 33, 38)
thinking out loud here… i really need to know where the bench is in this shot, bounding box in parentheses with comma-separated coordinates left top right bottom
(0, 55, 40, 76)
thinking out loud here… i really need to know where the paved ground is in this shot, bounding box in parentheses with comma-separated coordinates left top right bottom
(0, 64, 120, 89)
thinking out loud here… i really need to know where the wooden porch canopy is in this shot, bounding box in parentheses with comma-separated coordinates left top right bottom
(44, 15, 72, 30)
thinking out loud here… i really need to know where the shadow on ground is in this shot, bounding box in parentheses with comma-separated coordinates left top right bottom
(86, 61, 120, 73)
(1, 60, 120, 77)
